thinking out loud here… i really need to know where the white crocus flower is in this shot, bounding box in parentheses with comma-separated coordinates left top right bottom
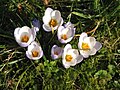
(14, 26, 36, 47)
(26, 41, 43, 60)
(78, 32, 102, 58)
(62, 44, 83, 68)
(51, 45, 63, 59)
(57, 22, 75, 43)
(42, 7, 63, 32)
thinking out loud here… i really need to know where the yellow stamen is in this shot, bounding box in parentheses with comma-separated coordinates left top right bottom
(65, 55, 73, 62)
(32, 51, 39, 57)
(82, 42, 90, 50)
(49, 19, 57, 27)
(61, 34, 67, 40)
(54, 52, 59, 55)
(49, 19, 57, 34)
(21, 35, 29, 43)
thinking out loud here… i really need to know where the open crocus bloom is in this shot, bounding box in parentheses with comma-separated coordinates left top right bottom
(51, 45, 63, 59)
(57, 22, 75, 43)
(42, 7, 63, 32)
(62, 44, 83, 68)
(78, 32, 102, 58)
(26, 41, 43, 60)
(14, 26, 36, 47)
(32, 18, 40, 32)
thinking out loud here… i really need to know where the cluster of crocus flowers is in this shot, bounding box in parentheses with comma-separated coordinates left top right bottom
(50, 44, 83, 68)
(14, 7, 102, 68)
(42, 7, 102, 68)
(51, 32, 102, 68)
(14, 19, 43, 60)
(42, 8, 75, 44)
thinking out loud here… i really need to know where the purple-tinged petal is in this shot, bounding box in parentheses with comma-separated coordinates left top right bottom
(94, 41, 102, 51)
(32, 18, 40, 30)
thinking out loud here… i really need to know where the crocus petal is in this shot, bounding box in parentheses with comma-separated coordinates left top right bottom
(14, 27, 20, 37)
(26, 51, 32, 59)
(14, 28, 21, 43)
(63, 61, 70, 68)
(64, 22, 72, 27)
(80, 50, 90, 58)
(32, 57, 41, 60)
(43, 24, 52, 32)
(45, 8, 53, 16)
(90, 48, 97, 55)
(31, 28, 36, 40)
(64, 22, 74, 29)
(32, 18, 40, 30)
(64, 44, 72, 53)
(59, 36, 74, 44)
(67, 28, 75, 38)
(62, 44, 72, 62)
(79, 32, 88, 42)
(33, 27, 39, 32)
(51, 10, 61, 23)
(94, 41, 102, 51)
(60, 17, 63, 26)
(37, 46, 44, 59)
(57, 26, 65, 41)
(19, 26, 31, 36)
(58, 26, 65, 33)
(43, 15, 51, 25)
(19, 42, 30, 47)
(79, 32, 88, 48)
(65, 59, 76, 67)
(84, 37, 96, 49)
(27, 41, 38, 52)
(76, 55, 83, 64)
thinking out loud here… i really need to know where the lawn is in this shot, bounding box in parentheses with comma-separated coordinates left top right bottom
(0, 0, 120, 90)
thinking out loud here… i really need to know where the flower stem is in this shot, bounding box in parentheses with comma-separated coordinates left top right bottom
(74, 21, 100, 37)
(51, 26, 54, 34)
(86, 21, 100, 34)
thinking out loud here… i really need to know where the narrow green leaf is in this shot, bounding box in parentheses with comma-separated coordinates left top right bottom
(0, 45, 5, 48)
(72, 12, 91, 19)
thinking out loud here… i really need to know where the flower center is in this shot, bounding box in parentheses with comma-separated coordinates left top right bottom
(54, 51, 59, 55)
(61, 34, 67, 40)
(82, 42, 90, 50)
(32, 51, 39, 57)
(21, 35, 29, 43)
(65, 55, 73, 62)
(49, 19, 57, 27)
